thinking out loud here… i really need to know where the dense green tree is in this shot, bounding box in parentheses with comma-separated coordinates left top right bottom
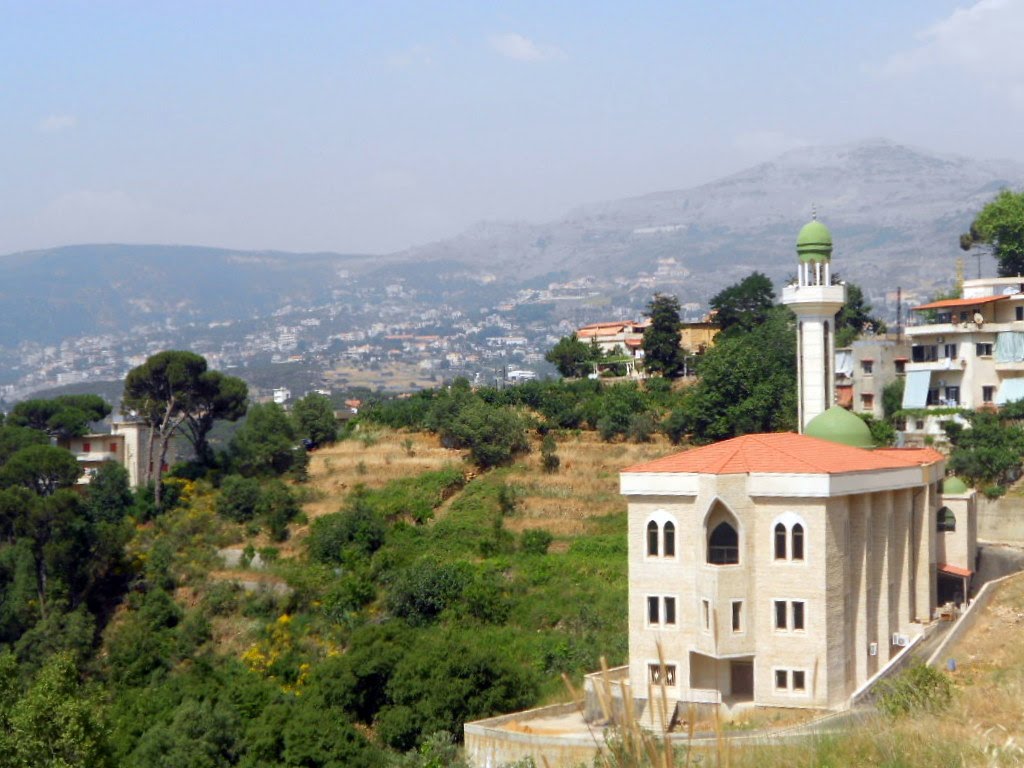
(387, 561, 472, 626)
(292, 392, 338, 446)
(255, 480, 300, 542)
(229, 403, 300, 477)
(0, 423, 50, 465)
(0, 651, 113, 767)
(944, 411, 1024, 487)
(307, 494, 387, 565)
(441, 400, 529, 469)
(835, 282, 886, 347)
(122, 351, 210, 507)
(177, 370, 249, 465)
(710, 272, 775, 337)
(882, 379, 905, 422)
(215, 475, 263, 523)
(544, 333, 594, 378)
(8, 394, 112, 440)
(85, 461, 134, 525)
(961, 189, 1024, 277)
(641, 293, 685, 377)
(674, 306, 797, 442)
(0, 444, 81, 496)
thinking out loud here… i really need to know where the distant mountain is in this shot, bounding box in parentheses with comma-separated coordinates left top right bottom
(396, 139, 1024, 297)
(0, 244, 385, 347)
(2, 139, 1022, 348)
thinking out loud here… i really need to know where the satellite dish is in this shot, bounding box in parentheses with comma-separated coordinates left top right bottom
(974, 312, 984, 325)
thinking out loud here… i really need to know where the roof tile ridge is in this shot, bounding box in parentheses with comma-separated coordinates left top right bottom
(705, 437, 746, 473)
(750, 432, 837, 473)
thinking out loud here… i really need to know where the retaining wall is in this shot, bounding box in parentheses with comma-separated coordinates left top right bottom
(927, 570, 1024, 667)
(464, 703, 605, 768)
(977, 496, 1024, 544)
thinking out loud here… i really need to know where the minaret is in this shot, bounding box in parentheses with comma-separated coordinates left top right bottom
(782, 216, 846, 432)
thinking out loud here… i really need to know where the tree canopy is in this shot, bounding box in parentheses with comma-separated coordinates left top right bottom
(544, 333, 594, 378)
(292, 393, 338, 446)
(836, 282, 886, 347)
(961, 189, 1024, 277)
(669, 306, 797, 442)
(710, 272, 775, 337)
(641, 293, 685, 377)
(8, 395, 112, 440)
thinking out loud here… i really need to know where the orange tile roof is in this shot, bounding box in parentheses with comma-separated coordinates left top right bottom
(912, 295, 1007, 311)
(623, 433, 942, 475)
(938, 563, 972, 578)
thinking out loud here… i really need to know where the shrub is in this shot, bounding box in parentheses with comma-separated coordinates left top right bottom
(540, 434, 560, 473)
(307, 494, 387, 565)
(256, 481, 300, 542)
(216, 475, 262, 522)
(626, 412, 656, 443)
(520, 529, 553, 556)
(387, 561, 471, 626)
(877, 662, 953, 718)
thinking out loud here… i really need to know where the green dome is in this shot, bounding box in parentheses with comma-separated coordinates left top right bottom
(805, 406, 874, 448)
(942, 476, 969, 494)
(796, 219, 833, 262)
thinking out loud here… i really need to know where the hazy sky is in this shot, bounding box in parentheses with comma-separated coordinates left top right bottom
(3, 1, 1023, 256)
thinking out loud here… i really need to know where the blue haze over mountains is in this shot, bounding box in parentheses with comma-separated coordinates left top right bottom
(3, 139, 1023, 351)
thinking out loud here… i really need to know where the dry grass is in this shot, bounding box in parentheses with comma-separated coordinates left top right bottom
(500, 432, 675, 538)
(302, 427, 462, 520)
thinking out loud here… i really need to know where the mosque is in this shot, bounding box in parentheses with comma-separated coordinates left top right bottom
(466, 220, 979, 766)
(621, 218, 977, 715)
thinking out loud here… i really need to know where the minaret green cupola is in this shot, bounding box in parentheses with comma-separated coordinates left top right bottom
(782, 214, 846, 432)
(805, 405, 874, 448)
(796, 219, 833, 263)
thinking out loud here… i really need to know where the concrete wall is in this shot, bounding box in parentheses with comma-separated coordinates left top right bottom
(977, 496, 1024, 545)
(464, 703, 604, 768)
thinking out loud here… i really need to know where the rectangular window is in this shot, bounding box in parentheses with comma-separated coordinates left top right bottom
(861, 360, 873, 374)
(944, 343, 958, 359)
(647, 596, 659, 625)
(649, 664, 677, 686)
(945, 386, 960, 406)
(775, 669, 788, 690)
(82, 442, 91, 453)
(912, 345, 938, 363)
(109, 442, 118, 453)
(792, 601, 805, 630)
(774, 600, 787, 630)
(895, 359, 906, 375)
(860, 393, 874, 410)
(664, 597, 676, 626)
(976, 343, 993, 357)
(702, 599, 711, 630)
(983, 385, 995, 404)
(732, 601, 742, 632)
(792, 670, 806, 691)
(1017, 306, 1023, 321)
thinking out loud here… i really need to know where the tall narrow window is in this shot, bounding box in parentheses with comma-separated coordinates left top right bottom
(937, 507, 956, 533)
(647, 596, 659, 624)
(791, 524, 804, 561)
(663, 521, 675, 557)
(647, 521, 659, 556)
(792, 670, 806, 691)
(732, 601, 742, 632)
(702, 599, 710, 630)
(775, 669, 788, 690)
(664, 597, 676, 625)
(774, 600, 787, 630)
(774, 523, 787, 560)
(792, 601, 805, 630)
(708, 522, 739, 565)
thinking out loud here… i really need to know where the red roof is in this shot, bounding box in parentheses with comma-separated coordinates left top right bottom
(938, 563, 973, 578)
(623, 433, 943, 475)
(912, 295, 1007, 311)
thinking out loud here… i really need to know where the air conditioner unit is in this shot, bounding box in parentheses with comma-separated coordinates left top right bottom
(869, 642, 878, 657)
(891, 633, 909, 647)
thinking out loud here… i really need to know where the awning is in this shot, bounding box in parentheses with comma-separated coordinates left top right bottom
(996, 331, 1024, 363)
(912, 295, 1008, 311)
(836, 385, 854, 408)
(894, 357, 909, 362)
(835, 350, 853, 377)
(938, 563, 973, 579)
(860, 357, 874, 362)
(996, 378, 1024, 406)
(903, 369, 931, 409)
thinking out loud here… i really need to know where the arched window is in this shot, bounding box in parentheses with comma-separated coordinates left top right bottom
(774, 523, 787, 560)
(708, 522, 739, 565)
(663, 521, 676, 557)
(791, 524, 804, 560)
(647, 520, 659, 556)
(937, 507, 956, 533)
